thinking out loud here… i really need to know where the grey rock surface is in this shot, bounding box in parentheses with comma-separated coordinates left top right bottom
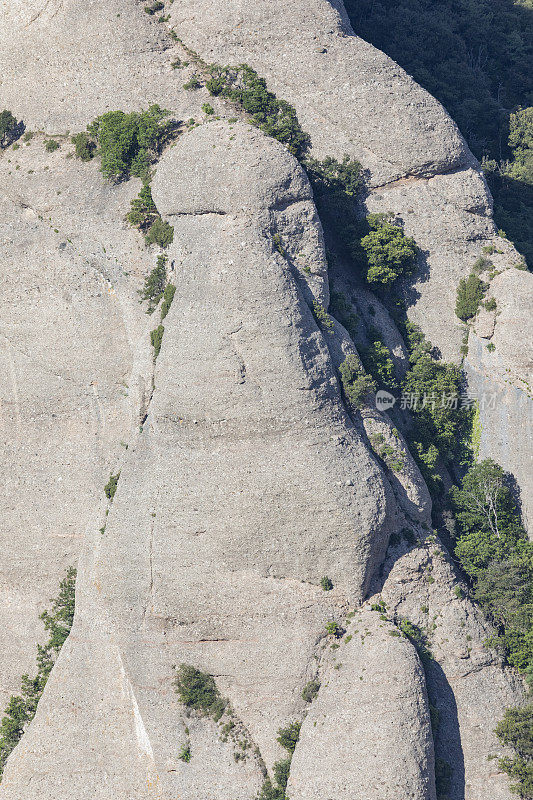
(170, 0, 489, 359)
(0, 0, 182, 132)
(1, 121, 407, 798)
(377, 534, 524, 800)
(0, 138, 155, 710)
(466, 267, 533, 531)
(287, 607, 437, 800)
(0, 0, 529, 797)
(167, 0, 532, 523)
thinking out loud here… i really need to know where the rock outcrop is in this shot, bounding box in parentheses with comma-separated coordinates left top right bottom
(288, 607, 437, 800)
(465, 267, 533, 530)
(0, 0, 529, 797)
(0, 144, 156, 709)
(1, 121, 403, 798)
(168, 0, 533, 521)
(376, 534, 524, 800)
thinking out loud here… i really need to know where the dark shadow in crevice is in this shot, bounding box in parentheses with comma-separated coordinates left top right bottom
(426, 659, 466, 800)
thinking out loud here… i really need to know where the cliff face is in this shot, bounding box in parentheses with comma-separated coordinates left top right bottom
(0, 1, 530, 798)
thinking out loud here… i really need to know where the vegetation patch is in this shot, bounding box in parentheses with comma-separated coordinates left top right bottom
(0, 110, 20, 148)
(127, 182, 158, 231)
(0, 568, 76, 778)
(398, 618, 433, 664)
(160, 283, 176, 320)
(339, 354, 376, 409)
(144, 216, 174, 248)
(139, 254, 168, 312)
(301, 680, 320, 703)
(150, 325, 165, 360)
(451, 459, 533, 671)
(71, 132, 96, 161)
(173, 664, 227, 721)
(361, 336, 398, 392)
(496, 705, 533, 799)
(85, 105, 173, 180)
(370, 433, 404, 473)
(206, 64, 310, 158)
(104, 472, 120, 501)
(312, 300, 334, 332)
(360, 214, 418, 287)
(455, 272, 488, 321)
(44, 139, 60, 153)
(305, 155, 363, 198)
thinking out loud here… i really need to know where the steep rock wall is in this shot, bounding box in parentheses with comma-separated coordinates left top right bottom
(376, 535, 524, 800)
(169, 0, 533, 524)
(0, 121, 411, 798)
(0, 145, 156, 709)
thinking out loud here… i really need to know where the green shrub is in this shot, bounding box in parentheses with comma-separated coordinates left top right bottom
(139, 254, 167, 311)
(87, 105, 172, 180)
(257, 778, 285, 800)
(273, 758, 291, 790)
(183, 76, 201, 91)
(0, 568, 76, 777)
(151, 325, 165, 359)
(276, 721, 301, 754)
(144, 1, 164, 14)
(496, 705, 533, 799)
(487, 341, 496, 352)
(206, 64, 310, 158)
(451, 460, 533, 671)
(178, 743, 191, 762)
(301, 680, 320, 703)
(145, 217, 174, 248)
(402, 353, 464, 460)
(370, 434, 404, 473)
(173, 664, 227, 720)
(507, 107, 533, 185)
(360, 214, 417, 287)
(71, 132, 96, 161)
(320, 576, 333, 591)
(455, 273, 487, 321)
(202, 103, 214, 115)
(325, 621, 344, 639)
(305, 155, 363, 197)
(339, 354, 377, 408)
(0, 110, 18, 148)
(104, 472, 120, 501)
(127, 182, 158, 230)
(312, 300, 333, 331)
(399, 619, 433, 664)
(160, 283, 176, 320)
(361, 338, 398, 391)
(44, 139, 60, 152)
(484, 297, 497, 311)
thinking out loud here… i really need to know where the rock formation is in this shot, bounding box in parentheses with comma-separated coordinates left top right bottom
(0, 1, 530, 798)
